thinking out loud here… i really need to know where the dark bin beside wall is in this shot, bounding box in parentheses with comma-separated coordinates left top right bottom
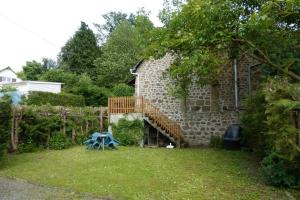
(223, 124, 242, 149)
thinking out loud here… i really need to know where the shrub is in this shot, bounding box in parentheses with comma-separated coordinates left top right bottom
(49, 133, 71, 150)
(17, 139, 35, 153)
(261, 152, 300, 187)
(75, 133, 87, 145)
(241, 91, 268, 155)
(26, 91, 85, 107)
(0, 96, 11, 159)
(70, 74, 113, 106)
(19, 106, 62, 149)
(242, 77, 300, 187)
(209, 135, 223, 148)
(112, 118, 144, 146)
(112, 83, 134, 97)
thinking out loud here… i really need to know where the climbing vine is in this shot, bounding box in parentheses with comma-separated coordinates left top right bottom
(11, 105, 107, 153)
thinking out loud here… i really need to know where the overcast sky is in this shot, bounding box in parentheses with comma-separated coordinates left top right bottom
(0, 0, 164, 72)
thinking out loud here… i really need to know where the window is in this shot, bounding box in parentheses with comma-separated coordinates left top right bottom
(12, 78, 16, 82)
(0, 77, 13, 83)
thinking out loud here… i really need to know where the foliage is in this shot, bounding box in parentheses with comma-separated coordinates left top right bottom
(209, 135, 223, 148)
(39, 69, 78, 91)
(94, 10, 153, 88)
(94, 21, 144, 87)
(74, 133, 87, 145)
(49, 132, 71, 150)
(71, 74, 112, 106)
(18, 106, 62, 152)
(261, 151, 300, 187)
(39, 70, 109, 106)
(94, 11, 135, 42)
(17, 139, 35, 153)
(242, 77, 300, 187)
(263, 78, 300, 162)
(112, 83, 134, 97)
(59, 22, 100, 79)
(158, 0, 186, 26)
(147, 0, 300, 98)
(15, 105, 102, 152)
(0, 96, 11, 160)
(112, 118, 144, 146)
(0, 85, 17, 92)
(25, 91, 85, 107)
(241, 91, 268, 155)
(21, 60, 46, 80)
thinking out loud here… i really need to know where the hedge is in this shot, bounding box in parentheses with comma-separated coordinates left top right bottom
(26, 91, 85, 107)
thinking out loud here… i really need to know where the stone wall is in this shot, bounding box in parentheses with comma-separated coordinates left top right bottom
(135, 54, 258, 146)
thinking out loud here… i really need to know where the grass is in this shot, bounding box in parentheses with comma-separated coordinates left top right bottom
(0, 146, 299, 200)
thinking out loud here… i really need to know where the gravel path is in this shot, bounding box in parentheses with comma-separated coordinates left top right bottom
(0, 177, 113, 200)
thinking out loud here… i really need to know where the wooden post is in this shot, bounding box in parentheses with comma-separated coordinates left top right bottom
(71, 128, 76, 144)
(99, 107, 104, 131)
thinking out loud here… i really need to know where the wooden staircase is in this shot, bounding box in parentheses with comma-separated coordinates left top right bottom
(108, 96, 183, 146)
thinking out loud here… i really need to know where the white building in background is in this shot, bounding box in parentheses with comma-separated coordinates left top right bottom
(0, 67, 22, 83)
(0, 67, 62, 94)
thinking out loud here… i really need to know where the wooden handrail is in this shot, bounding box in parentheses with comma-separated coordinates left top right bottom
(108, 96, 182, 141)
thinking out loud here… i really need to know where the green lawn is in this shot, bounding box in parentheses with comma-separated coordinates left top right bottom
(0, 146, 299, 200)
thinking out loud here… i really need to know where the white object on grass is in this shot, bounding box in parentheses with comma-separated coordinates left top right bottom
(166, 143, 174, 149)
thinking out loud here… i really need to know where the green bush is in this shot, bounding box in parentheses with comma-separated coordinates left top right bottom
(19, 107, 62, 149)
(112, 83, 134, 97)
(209, 135, 223, 148)
(0, 96, 11, 159)
(49, 133, 71, 150)
(75, 133, 87, 145)
(261, 152, 300, 187)
(70, 74, 113, 106)
(241, 91, 268, 155)
(112, 118, 144, 146)
(26, 91, 85, 107)
(241, 77, 300, 187)
(17, 139, 35, 153)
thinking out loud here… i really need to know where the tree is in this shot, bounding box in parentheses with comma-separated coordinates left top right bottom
(94, 10, 154, 88)
(112, 83, 134, 97)
(70, 74, 112, 106)
(42, 58, 58, 70)
(39, 69, 78, 91)
(94, 11, 135, 42)
(158, 0, 186, 26)
(94, 21, 145, 87)
(21, 60, 45, 80)
(147, 0, 300, 97)
(59, 22, 100, 79)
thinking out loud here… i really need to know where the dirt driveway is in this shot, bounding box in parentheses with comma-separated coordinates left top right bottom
(0, 177, 113, 200)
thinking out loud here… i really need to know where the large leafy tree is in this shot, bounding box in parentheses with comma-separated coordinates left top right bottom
(94, 11, 154, 88)
(94, 11, 135, 43)
(59, 22, 100, 78)
(94, 21, 142, 87)
(21, 60, 45, 80)
(147, 0, 300, 96)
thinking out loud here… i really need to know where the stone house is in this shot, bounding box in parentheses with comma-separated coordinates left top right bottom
(127, 53, 261, 146)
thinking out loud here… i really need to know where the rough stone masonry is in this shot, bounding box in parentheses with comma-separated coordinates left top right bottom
(135, 53, 259, 146)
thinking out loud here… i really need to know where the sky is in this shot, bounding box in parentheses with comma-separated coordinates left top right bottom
(0, 0, 164, 72)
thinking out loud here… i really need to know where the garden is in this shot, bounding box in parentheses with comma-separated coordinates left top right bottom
(0, 0, 300, 199)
